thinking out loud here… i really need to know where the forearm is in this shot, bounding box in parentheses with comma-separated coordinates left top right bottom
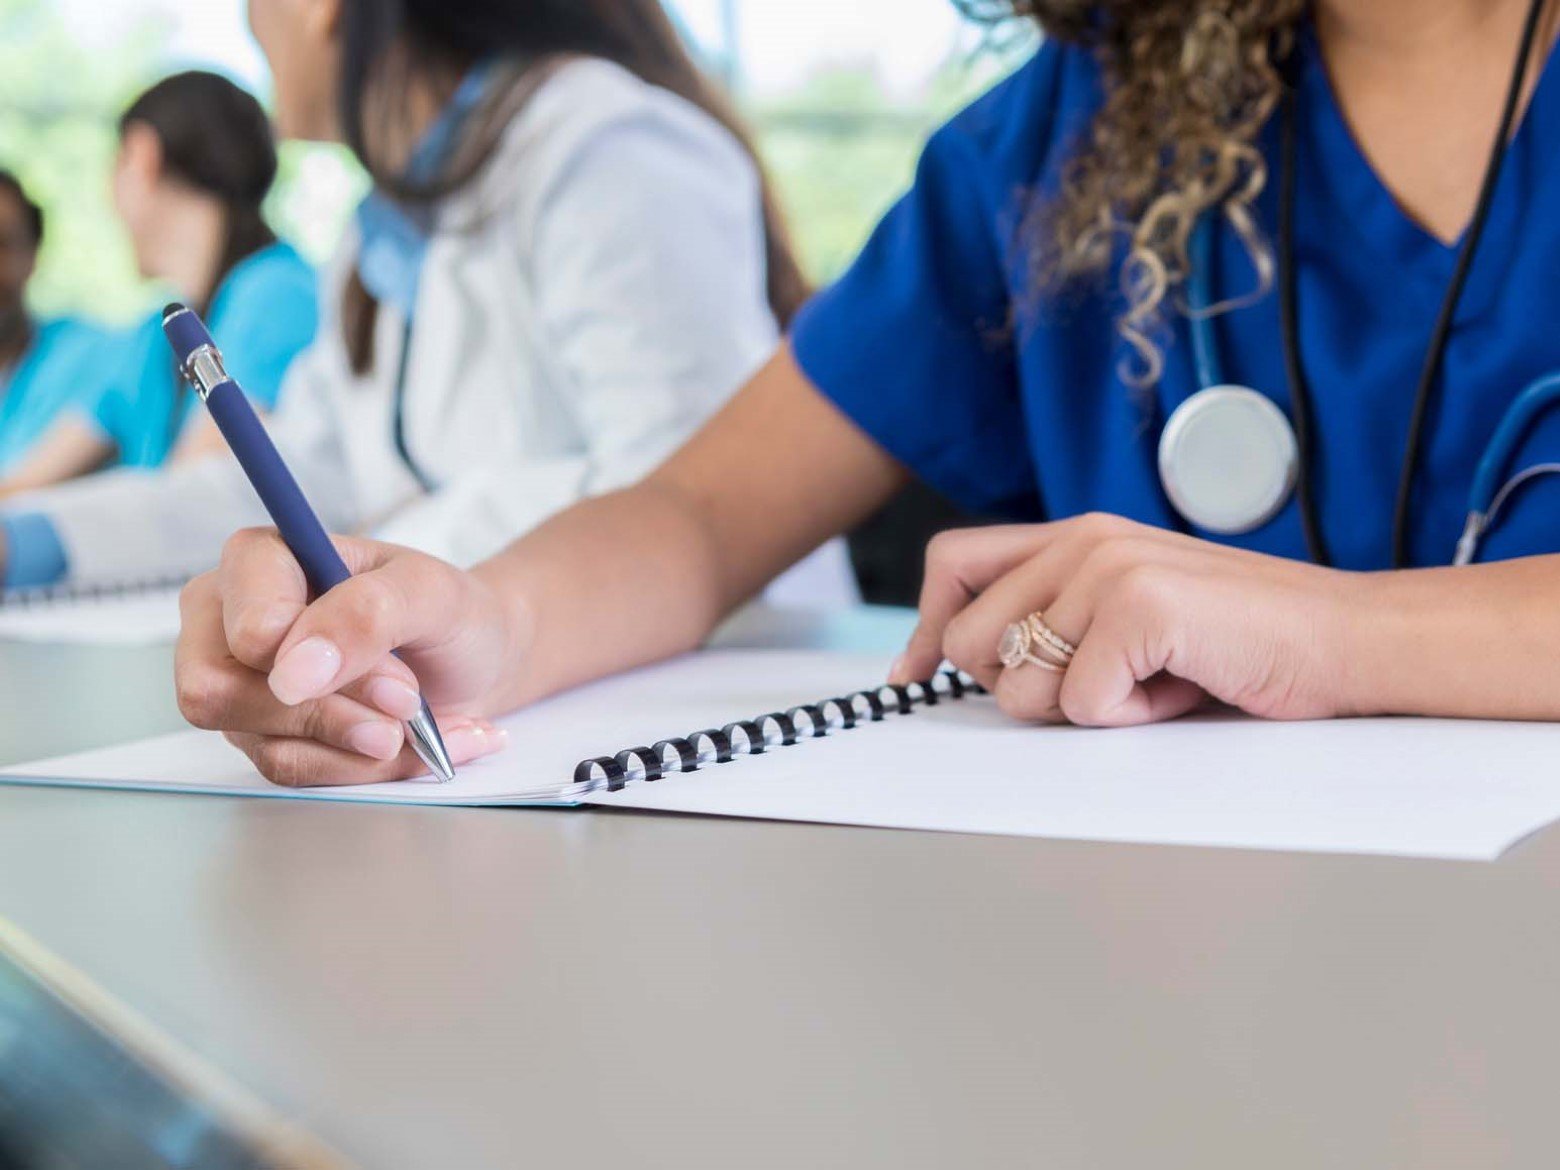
(1348, 557, 1560, 719)
(31, 419, 354, 587)
(471, 479, 731, 712)
(468, 349, 908, 713)
(0, 420, 113, 498)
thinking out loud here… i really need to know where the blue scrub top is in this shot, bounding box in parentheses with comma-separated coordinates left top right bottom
(0, 317, 112, 475)
(86, 240, 318, 468)
(791, 29, 1560, 570)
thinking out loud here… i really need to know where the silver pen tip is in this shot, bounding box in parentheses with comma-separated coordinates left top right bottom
(407, 701, 456, 784)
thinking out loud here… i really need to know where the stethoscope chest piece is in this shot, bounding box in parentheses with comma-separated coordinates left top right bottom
(1158, 385, 1300, 535)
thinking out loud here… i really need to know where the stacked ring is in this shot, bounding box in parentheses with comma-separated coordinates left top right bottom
(1025, 613, 1076, 660)
(998, 611, 1076, 673)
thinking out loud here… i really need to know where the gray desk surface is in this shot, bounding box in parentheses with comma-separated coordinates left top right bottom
(1, 609, 1558, 1169)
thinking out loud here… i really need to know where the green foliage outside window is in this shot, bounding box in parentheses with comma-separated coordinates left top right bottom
(754, 48, 1026, 283)
(1, 0, 1031, 327)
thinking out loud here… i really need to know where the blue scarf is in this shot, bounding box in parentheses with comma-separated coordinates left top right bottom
(354, 63, 499, 318)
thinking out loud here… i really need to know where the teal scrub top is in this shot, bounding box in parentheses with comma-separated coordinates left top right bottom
(0, 317, 112, 475)
(86, 240, 318, 468)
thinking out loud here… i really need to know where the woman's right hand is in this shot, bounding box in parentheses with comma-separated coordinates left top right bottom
(175, 529, 519, 787)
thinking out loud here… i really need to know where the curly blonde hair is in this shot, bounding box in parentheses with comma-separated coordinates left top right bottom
(961, 0, 1306, 383)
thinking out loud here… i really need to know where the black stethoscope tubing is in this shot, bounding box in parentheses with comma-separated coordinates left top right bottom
(1275, 0, 1548, 569)
(1276, 83, 1329, 567)
(392, 317, 438, 494)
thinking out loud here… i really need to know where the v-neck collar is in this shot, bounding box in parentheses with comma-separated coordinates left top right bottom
(1294, 16, 1560, 325)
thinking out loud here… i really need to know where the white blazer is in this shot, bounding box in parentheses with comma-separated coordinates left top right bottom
(34, 59, 854, 606)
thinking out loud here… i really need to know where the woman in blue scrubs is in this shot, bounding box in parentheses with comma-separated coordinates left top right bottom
(0, 172, 109, 476)
(0, 72, 316, 496)
(179, 0, 1560, 785)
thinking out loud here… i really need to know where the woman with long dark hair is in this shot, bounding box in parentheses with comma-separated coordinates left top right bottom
(173, 0, 1560, 785)
(0, 0, 845, 606)
(0, 71, 316, 496)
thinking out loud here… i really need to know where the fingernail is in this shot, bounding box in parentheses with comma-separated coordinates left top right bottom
(887, 655, 907, 684)
(345, 721, 404, 761)
(269, 637, 343, 705)
(442, 723, 507, 764)
(364, 675, 424, 721)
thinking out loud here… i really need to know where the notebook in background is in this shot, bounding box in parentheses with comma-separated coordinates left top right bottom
(0, 577, 185, 645)
(5, 649, 1560, 862)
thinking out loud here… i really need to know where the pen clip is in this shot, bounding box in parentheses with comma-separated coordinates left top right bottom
(182, 345, 231, 402)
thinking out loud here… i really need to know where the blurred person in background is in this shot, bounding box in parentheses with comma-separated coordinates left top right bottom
(0, 0, 852, 608)
(0, 71, 317, 501)
(0, 170, 111, 479)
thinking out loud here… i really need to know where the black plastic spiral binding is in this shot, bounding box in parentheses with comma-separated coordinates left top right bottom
(573, 669, 983, 793)
(0, 572, 194, 611)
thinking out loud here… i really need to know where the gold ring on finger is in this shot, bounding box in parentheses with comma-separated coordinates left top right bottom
(1025, 612, 1077, 660)
(998, 612, 1074, 673)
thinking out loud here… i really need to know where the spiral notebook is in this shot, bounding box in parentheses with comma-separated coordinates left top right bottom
(0, 575, 187, 645)
(7, 649, 1560, 860)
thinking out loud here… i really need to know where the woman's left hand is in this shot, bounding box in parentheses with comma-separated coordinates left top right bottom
(889, 514, 1376, 727)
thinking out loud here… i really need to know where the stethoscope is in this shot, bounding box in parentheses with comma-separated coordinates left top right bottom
(367, 63, 508, 498)
(392, 319, 436, 494)
(1157, 0, 1555, 568)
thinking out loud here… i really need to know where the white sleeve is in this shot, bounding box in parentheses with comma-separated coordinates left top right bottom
(371, 105, 780, 568)
(28, 346, 360, 586)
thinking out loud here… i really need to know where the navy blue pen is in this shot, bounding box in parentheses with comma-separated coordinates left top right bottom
(161, 303, 456, 784)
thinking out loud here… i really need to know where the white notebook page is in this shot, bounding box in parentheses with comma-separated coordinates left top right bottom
(6, 650, 1560, 861)
(0, 588, 183, 645)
